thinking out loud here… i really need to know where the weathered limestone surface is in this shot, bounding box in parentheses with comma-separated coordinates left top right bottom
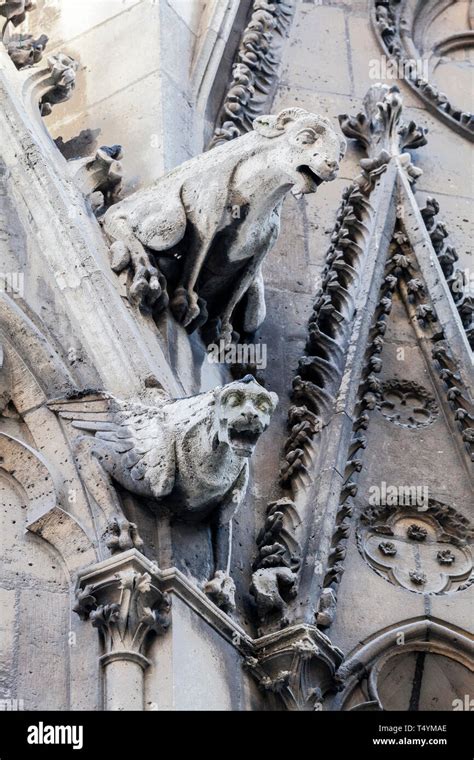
(23, 0, 243, 186)
(0, 0, 472, 712)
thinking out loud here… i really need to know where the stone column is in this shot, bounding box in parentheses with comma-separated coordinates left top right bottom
(74, 553, 171, 711)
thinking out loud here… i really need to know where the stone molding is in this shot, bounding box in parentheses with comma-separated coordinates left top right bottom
(251, 83, 473, 637)
(208, 0, 295, 149)
(371, 0, 474, 141)
(332, 618, 474, 710)
(418, 196, 474, 350)
(0, 432, 98, 575)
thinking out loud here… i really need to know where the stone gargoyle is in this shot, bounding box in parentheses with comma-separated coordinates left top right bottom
(103, 107, 345, 343)
(49, 375, 278, 612)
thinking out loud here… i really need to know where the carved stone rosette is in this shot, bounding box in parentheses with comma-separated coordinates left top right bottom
(357, 500, 474, 594)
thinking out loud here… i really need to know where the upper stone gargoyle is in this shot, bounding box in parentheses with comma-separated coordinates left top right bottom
(103, 107, 345, 344)
(49, 375, 278, 612)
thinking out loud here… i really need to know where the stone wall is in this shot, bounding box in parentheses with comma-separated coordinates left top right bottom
(0, 0, 472, 711)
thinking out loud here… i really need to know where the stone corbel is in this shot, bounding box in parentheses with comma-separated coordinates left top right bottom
(74, 552, 171, 711)
(245, 624, 343, 710)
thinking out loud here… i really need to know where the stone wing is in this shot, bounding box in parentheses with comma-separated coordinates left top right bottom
(47, 393, 173, 490)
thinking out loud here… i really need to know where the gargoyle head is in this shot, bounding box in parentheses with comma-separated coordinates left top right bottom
(253, 107, 346, 198)
(216, 375, 278, 458)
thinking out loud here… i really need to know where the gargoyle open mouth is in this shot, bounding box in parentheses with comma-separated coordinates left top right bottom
(228, 424, 263, 456)
(296, 164, 325, 192)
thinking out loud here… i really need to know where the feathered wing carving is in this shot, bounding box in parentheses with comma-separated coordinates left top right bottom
(49, 376, 277, 612)
(49, 392, 175, 496)
(48, 393, 174, 554)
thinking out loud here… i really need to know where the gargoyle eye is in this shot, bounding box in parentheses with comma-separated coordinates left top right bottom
(256, 396, 271, 413)
(225, 392, 243, 407)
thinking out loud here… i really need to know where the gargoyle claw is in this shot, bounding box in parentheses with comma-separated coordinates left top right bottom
(170, 287, 201, 327)
(105, 515, 144, 554)
(129, 263, 167, 310)
(204, 570, 236, 613)
(218, 321, 234, 347)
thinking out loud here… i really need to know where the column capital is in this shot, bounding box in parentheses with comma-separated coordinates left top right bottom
(245, 624, 344, 711)
(74, 552, 171, 662)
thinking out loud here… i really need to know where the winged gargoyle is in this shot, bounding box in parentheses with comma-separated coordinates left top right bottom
(49, 375, 278, 611)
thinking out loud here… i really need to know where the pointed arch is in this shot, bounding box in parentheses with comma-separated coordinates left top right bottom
(0, 433, 97, 575)
(0, 292, 78, 412)
(334, 617, 474, 710)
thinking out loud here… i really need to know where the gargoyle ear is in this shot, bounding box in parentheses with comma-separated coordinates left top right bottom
(269, 391, 279, 409)
(253, 114, 282, 138)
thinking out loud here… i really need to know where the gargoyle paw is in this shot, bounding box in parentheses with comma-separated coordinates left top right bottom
(218, 320, 234, 347)
(170, 287, 201, 327)
(204, 570, 236, 613)
(129, 262, 167, 310)
(105, 515, 144, 554)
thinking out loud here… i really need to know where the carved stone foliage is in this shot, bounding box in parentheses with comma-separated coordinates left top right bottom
(280, 182, 374, 495)
(245, 624, 343, 711)
(376, 379, 439, 428)
(385, 225, 474, 462)
(103, 107, 344, 345)
(1, 1, 49, 68)
(67, 145, 123, 216)
(371, 0, 474, 140)
(432, 339, 474, 462)
(5, 32, 48, 68)
(419, 196, 474, 350)
(74, 555, 171, 662)
(315, 251, 399, 628)
(358, 502, 474, 593)
(38, 53, 79, 116)
(251, 85, 425, 633)
(339, 83, 427, 183)
(208, 0, 295, 149)
(49, 376, 278, 612)
(0, 0, 35, 29)
(250, 497, 302, 630)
